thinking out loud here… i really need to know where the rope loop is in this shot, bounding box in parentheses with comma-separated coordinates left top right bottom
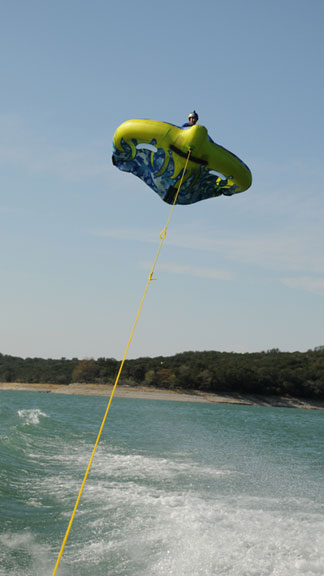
(160, 227, 167, 240)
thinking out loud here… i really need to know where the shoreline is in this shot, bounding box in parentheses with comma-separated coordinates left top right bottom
(1, 382, 324, 411)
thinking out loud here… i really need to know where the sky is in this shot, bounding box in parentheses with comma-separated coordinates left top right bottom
(0, 0, 323, 360)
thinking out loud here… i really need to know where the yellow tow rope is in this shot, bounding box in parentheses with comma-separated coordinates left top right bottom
(52, 148, 192, 575)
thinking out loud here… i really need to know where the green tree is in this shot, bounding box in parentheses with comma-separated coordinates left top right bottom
(72, 360, 99, 383)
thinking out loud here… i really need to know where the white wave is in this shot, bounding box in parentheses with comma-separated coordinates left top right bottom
(17, 409, 48, 426)
(90, 448, 235, 483)
(0, 532, 51, 576)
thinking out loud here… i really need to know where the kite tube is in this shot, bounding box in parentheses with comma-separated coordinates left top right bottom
(112, 119, 252, 205)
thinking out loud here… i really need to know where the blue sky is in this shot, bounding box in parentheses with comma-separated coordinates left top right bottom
(1, 0, 323, 360)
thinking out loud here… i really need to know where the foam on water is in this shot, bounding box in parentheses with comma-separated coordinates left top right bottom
(29, 445, 324, 575)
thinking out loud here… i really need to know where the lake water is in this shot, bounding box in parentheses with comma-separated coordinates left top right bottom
(0, 390, 323, 575)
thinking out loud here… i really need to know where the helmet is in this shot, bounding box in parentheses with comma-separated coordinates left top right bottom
(188, 110, 199, 121)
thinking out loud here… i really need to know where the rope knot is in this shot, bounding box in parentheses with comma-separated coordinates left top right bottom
(160, 227, 167, 240)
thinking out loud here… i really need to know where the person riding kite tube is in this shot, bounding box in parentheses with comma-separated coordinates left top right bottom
(182, 110, 199, 127)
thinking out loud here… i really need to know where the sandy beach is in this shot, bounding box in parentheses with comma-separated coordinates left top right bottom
(1, 381, 324, 411)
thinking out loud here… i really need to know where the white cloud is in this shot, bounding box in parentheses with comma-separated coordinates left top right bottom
(281, 276, 324, 297)
(93, 227, 158, 244)
(93, 226, 324, 276)
(140, 261, 234, 281)
(0, 114, 108, 181)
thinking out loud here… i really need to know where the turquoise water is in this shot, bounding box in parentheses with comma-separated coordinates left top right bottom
(0, 390, 323, 576)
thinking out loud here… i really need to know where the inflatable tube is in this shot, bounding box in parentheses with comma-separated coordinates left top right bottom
(112, 119, 252, 205)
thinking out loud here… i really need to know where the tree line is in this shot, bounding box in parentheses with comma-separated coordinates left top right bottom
(1, 347, 324, 399)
